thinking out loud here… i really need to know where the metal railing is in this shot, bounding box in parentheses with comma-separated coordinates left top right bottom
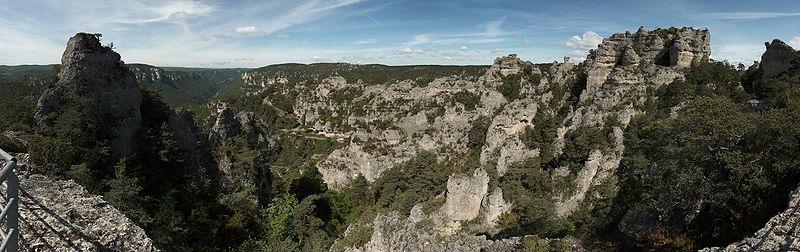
(0, 148, 18, 252)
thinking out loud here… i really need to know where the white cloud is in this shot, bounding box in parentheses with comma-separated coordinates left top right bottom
(522, 37, 531, 46)
(565, 31, 602, 57)
(490, 48, 504, 53)
(459, 45, 468, 51)
(404, 34, 432, 46)
(706, 12, 800, 20)
(398, 48, 425, 54)
(277, 33, 290, 39)
(234, 26, 265, 35)
(790, 37, 800, 49)
(355, 39, 377, 44)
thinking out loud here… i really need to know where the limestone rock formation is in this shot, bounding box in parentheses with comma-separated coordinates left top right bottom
(620, 46, 640, 66)
(760, 39, 798, 80)
(584, 26, 710, 69)
(3, 155, 158, 251)
(208, 107, 273, 204)
(34, 33, 142, 156)
(339, 212, 520, 252)
(700, 185, 800, 251)
(208, 108, 242, 147)
(671, 28, 712, 68)
(443, 168, 489, 221)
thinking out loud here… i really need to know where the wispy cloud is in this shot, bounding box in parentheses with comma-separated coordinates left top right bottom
(398, 47, 426, 54)
(470, 38, 506, 44)
(404, 34, 432, 46)
(256, 0, 363, 35)
(490, 48, 504, 53)
(277, 33, 290, 39)
(366, 15, 379, 24)
(402, 17, 510, 46)
(355, 39, 377, 45)
(234, 26, 265, 35)
(522, 37, 531, 46)
(706, 12, 800, 20)
(459, 45, 468, 51)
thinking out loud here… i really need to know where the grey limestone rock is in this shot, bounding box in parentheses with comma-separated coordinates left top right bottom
(3, 155, 158, 251)
(34, 32, 142, 157)
(760, 39, 798, 80)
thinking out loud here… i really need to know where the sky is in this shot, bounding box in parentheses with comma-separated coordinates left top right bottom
(0, 0, 799, 68)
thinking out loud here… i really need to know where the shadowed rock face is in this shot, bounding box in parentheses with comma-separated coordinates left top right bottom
(761, 39, 798, 80)
(700, 185, 800, 252)
(167, 108, 210, 177)
(34, 32, 142, 156)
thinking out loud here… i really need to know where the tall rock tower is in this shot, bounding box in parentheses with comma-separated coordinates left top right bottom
(34, 33, 142, 156)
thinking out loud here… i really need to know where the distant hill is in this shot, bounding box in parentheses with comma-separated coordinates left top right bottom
(126, 64, 249, 107)
(0, 64, 249, 107)
(0, 64, 58, 86)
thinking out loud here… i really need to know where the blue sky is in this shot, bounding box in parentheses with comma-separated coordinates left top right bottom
(0, 0, 798, 68)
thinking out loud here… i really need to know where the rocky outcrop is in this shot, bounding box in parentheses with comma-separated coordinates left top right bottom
(34, 33, 142, 156)
(671, 28, 712, 68)
(208, 107, 272, 150)
(620, 46, 640, 66)
(700, 185, 800, 252)
(208, 108, 242, 147)
(760, 39, 798, 80)
(4, 154, 158, 251)
(443, 169, 489, 221)
(341, 212, 520, 252)
(585, 27, 710, 69)
(208, 107, 273, 204)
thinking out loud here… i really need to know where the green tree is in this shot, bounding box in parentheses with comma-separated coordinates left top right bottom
(264, 193, 298, 241)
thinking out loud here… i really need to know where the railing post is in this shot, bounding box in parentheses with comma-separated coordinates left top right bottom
(6, 164, 16, 252)
(0, 148, 18, 252)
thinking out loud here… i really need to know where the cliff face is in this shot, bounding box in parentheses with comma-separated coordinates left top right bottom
(34, 33, 142, 156)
